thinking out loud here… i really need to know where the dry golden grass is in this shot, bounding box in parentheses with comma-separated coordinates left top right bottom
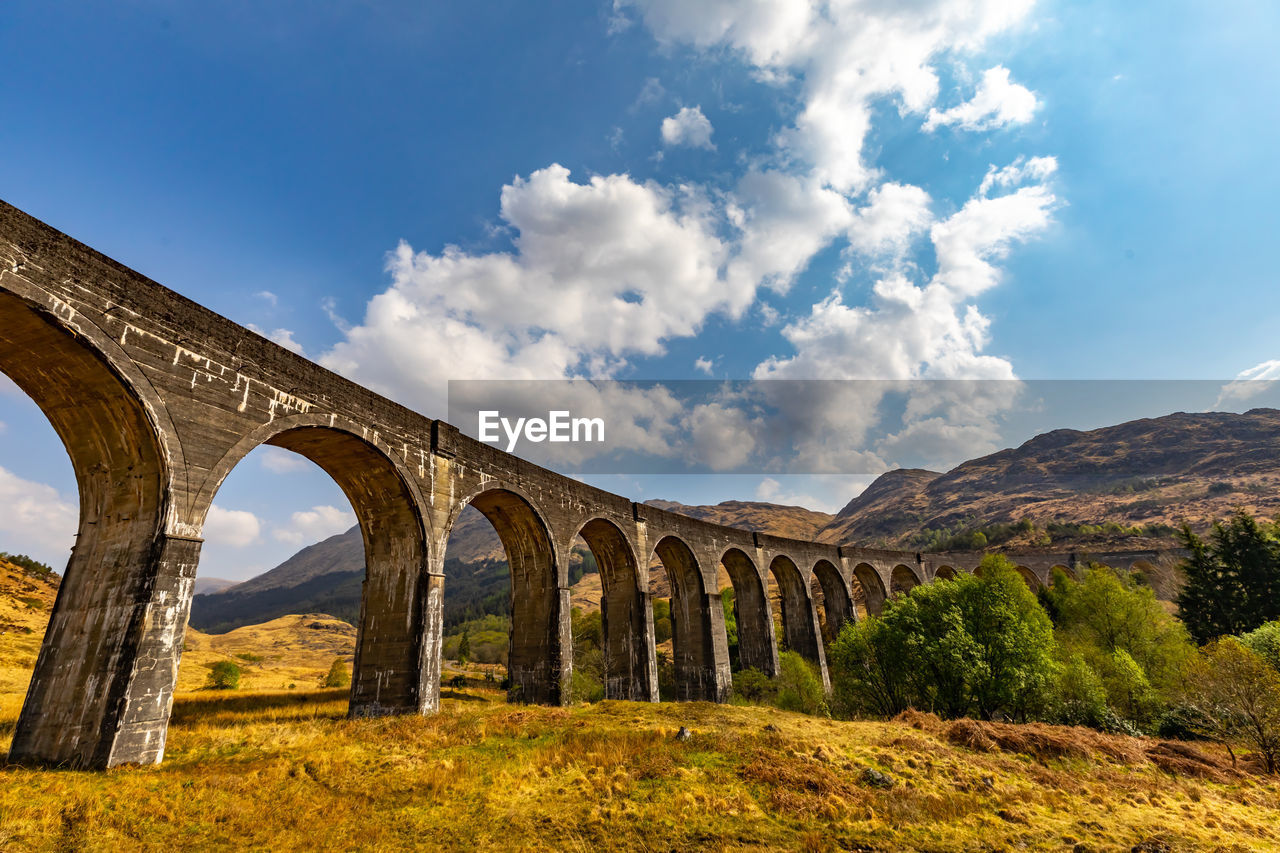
(0, 558, 58, 695)
(3, 559, 1279, 850)
(0, 690, 1278, 851)
(178, 614, 355, 692)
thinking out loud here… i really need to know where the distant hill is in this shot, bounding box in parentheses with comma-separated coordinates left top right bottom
(642, 499, 834, 540)
(193, 577, 236, 596)
(818, 408, 1280, 549)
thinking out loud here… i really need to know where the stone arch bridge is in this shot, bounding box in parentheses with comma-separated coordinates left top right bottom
(0, 202, 1185, 768)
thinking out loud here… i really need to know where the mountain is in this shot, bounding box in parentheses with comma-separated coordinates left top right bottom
(819, 408, 1280, 548)
(642, 499, 835, 540)
(193, 577, 236, 596)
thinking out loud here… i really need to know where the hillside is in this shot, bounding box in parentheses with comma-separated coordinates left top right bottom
(820, 408, 1280, 549)
(0, 556, 59, 695)
(0, 554, 353, 697)
(643, 499, 835, 540)
(2, 690, 1277, 850)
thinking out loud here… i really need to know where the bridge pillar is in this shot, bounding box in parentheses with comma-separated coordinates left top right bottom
(727, 548, 778, 677)
(670, 590, 732, 702)
(10, 533, 201, 768)
(508, 586, 572, 705)
(771, 558, 831, 692)
(350, 562, 440, 717)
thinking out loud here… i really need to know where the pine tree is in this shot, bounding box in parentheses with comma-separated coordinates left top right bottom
(1178, 512, 1280, 642)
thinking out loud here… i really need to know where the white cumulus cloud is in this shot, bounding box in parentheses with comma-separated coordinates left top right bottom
(204, 504, 262, 547)
(661, 105, 715, 149)
(624, 0, 1039, 192)
(272, 505, 356, 546)
(924, 65, 1040, 132)
(0, 466, 77, 565)
(322, 164, 733, 415)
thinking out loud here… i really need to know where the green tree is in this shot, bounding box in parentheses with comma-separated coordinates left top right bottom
(721, 587, 739, 669)
(828, 616, 910, 718)
(1052, 653, 1109, 728)
(828, 555, 1056, 721)
(1238, 620, 1280, 673)
(1182, 639, 1280, 773)
(774, 651, 829, 716)
(652, 598, 673, 644)
(1178, 511, 1280, 642)
(1047, 564, 1193, 694)
(324, 658, 350, 688)
(957, 555, 1058, 720)
(207, 660, 241, 690)
(457, 626, 472, 664)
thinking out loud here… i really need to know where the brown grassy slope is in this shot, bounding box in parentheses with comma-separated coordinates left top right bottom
(1, 692, 1278, 851)
(820, 408, 1280, 548)
(645, 498, 836, 540)
(0, 558, 58, 694)
(0, 557, 354, 696)
(177, 614, 355, 692)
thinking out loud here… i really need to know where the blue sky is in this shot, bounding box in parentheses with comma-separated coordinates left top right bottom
(2, 0, 1278, 580)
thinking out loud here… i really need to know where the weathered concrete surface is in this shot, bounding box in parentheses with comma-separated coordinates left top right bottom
(0, 200, 1189, 768)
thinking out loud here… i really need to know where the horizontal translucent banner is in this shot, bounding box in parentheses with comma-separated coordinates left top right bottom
(446, 379, 1280, 476)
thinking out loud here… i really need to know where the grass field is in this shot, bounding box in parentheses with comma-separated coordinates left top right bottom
(1, 686, 1278, 852)
(3, 558, 1279, 851)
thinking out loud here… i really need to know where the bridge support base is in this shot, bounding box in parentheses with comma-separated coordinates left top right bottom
(10, 534, 201, 769)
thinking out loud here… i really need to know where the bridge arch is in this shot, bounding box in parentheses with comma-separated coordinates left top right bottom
(653, 536, 730, 702)
(572, 516, 655, 701)
(852, 562, 888, 617)
(890, 563, 921, 597)
(768, 555, 827, 684)
(1050, 563, 1077, 582)
(933, 565, 957, 581)
(811, 558, 854, 645)
(720, 547, 777, 676)
(1, 280, 190, 768)
(447, 485, 565, 705)
(199, 418, 435, 718)
(1014, 565, 1044, 591)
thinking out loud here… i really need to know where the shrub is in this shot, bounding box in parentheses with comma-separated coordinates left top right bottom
(1237, 620, 1280, 673)
(1181, 639, 1280, 773)
(1046, 563, 1194, 728)
(828, 555, 1056, 721)
(774, 652, 829, 717)
(207, 660, 241, 690)
(570, 647, 605, 703)
(1051, 653, 1108, 728)
(731, 667, 776, 704)
(655, 650, 676, 701)
(324, 658, 350, 688)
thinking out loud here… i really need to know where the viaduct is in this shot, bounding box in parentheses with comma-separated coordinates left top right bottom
(0, 201, 1185, 768)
